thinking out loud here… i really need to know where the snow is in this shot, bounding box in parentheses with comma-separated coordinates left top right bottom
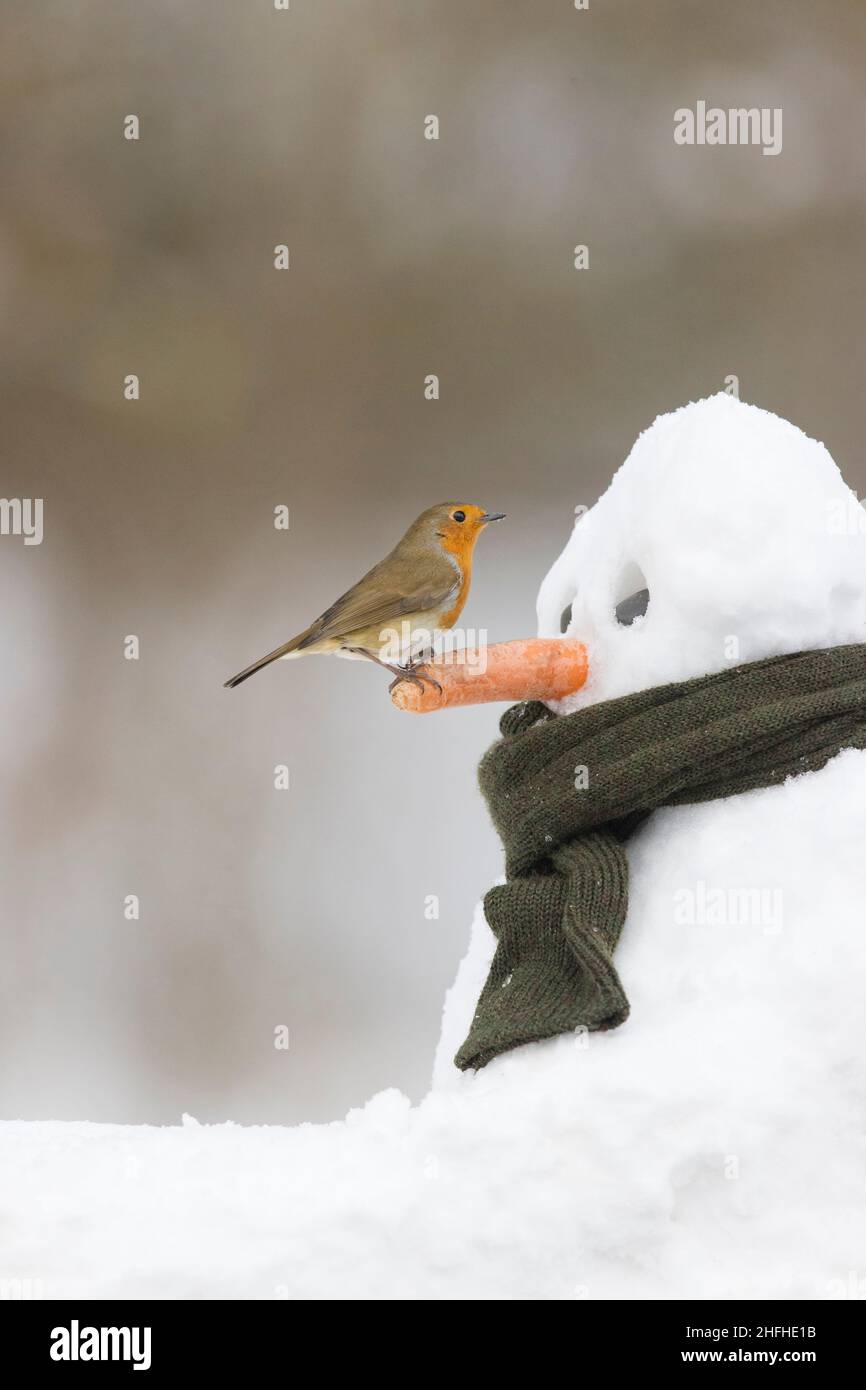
(3, 394, 865, 1300)
(539, 392, 866, 708)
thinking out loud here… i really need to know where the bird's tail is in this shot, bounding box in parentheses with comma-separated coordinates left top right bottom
(224, 630, 313, 688)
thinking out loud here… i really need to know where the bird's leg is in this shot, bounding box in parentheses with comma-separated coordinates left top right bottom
(398, 637, 445, 693)
(401, 648, 443, 694)
(346, 648, 442, 695)
(393, 664, 443, 695)
(410, 638, 436, 665)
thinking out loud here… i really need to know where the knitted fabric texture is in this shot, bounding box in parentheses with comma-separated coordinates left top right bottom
(455, 644, 866, 1071)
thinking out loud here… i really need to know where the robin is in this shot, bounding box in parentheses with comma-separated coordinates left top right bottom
(224, 502, 505, 690)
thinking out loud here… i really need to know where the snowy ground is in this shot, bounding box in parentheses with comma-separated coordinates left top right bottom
(3, 747, 865, 1300)
(3, 396, 865, 1299)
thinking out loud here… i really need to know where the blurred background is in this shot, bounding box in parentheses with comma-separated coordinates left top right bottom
(0, 0, 863, 1125)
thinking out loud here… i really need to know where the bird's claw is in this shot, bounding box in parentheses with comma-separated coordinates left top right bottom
(388, 664, 443, 696)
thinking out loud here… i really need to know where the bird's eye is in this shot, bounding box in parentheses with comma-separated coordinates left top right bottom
(452, 510, 466, 523)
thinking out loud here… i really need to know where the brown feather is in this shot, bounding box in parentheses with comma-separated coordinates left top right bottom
(298, 551, 459, 650)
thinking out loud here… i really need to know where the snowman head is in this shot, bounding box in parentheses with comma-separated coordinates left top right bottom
(538, 394, 866, 710)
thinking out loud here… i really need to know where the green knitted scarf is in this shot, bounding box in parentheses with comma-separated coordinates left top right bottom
(454, 644, 866, 1072)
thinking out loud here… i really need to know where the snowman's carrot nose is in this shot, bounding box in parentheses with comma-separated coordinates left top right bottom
(390, 638, 588, 713)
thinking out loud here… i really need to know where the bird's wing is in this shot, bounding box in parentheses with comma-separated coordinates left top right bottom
(298, 555, 460, 649)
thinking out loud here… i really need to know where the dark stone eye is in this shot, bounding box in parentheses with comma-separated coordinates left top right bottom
(560, 603, 573, 633)
(615, 587, 650, 626)
(452, 510, 466, 522)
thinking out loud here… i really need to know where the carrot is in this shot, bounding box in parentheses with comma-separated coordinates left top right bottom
(390, 638, 588, 713)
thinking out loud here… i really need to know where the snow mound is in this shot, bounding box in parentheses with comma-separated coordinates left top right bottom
(3, 395, 864, 1299)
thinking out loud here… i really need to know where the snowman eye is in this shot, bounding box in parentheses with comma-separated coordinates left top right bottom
(614, 561, 650, 626)
(560, 603, 573, 633)
(615, 588, 650, 625)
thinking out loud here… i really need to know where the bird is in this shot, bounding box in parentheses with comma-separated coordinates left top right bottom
(224, 502, 505, 690)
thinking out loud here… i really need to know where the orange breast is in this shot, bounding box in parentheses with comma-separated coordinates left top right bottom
(437, 533, 475, 628)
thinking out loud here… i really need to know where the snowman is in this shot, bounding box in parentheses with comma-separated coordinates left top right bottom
(425, 391, 866, 1299)
(8, 393, 866, 1300)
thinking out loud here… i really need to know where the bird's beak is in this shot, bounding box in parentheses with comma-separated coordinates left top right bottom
(480, 512, 506, 524)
